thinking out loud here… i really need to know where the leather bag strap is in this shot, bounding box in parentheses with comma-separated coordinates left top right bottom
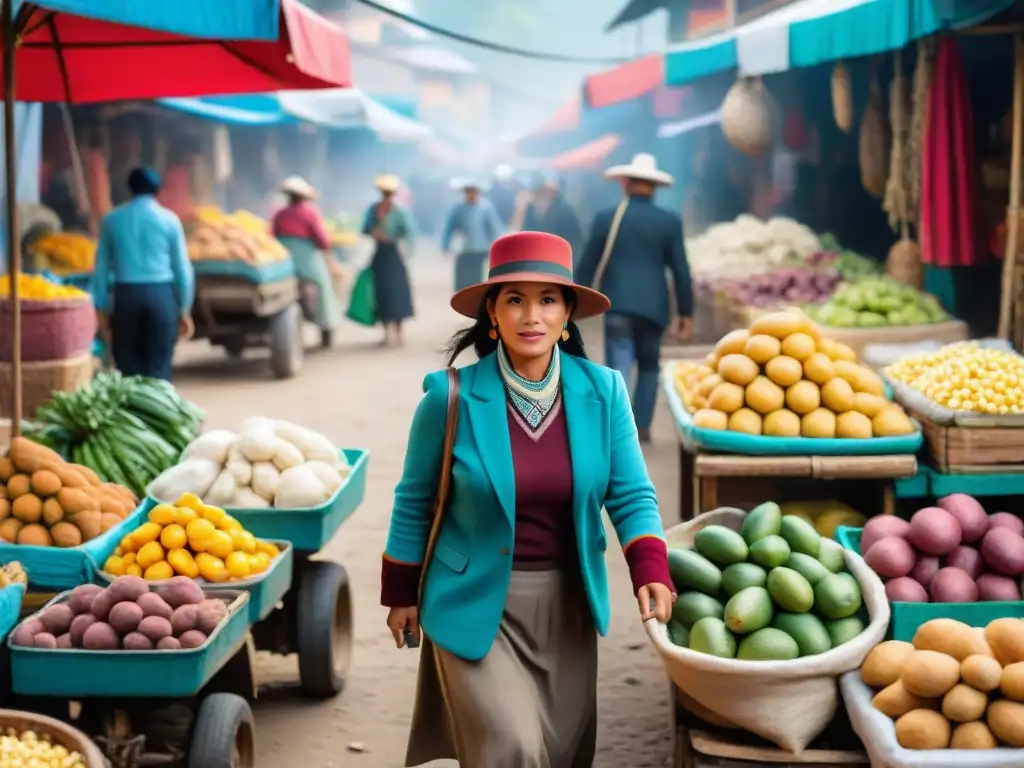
(590, 197, 629, 291)
(417, 367, 461, 608)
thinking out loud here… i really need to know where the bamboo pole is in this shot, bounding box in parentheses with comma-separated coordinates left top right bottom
(998, 34, 1024, 341)
(3, 0, 21, 434)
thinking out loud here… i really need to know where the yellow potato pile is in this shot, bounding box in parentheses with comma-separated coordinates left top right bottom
(675, 310, 915, 438)
(885, 342, 1024, 415)
(863, 618, 1024, 750)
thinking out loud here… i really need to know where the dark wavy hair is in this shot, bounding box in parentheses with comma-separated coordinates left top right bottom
(445, 284, 588, 367)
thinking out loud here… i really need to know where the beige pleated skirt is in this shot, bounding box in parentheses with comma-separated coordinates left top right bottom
(405, 568, 598, 768)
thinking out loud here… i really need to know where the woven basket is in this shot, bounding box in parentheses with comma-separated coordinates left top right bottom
(0, 709, 106, 766)
(885, 238, 923, 289)
(0, 353, 94, 419)
(0, 297, 96, 363)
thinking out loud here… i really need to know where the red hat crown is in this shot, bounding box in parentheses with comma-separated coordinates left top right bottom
(487, 232, 574, 282)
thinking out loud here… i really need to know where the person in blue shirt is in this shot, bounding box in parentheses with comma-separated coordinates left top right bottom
(92, 168, 195, 381)
(441, 180, 504, 292)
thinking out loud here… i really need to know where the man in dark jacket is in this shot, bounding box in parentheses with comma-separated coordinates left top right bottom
(576, 153, 693, 442)
(522, 172, 583, 259)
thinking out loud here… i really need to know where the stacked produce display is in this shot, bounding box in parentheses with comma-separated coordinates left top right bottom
(673, 309, 916, 438)
(187, 206, 289, 264)
(804, 276, 949, 328)
(148, 418, 348, 509)
(860, 618, 1024, 749)
(102, 493, 281, 582)
(11, 575, 234, 651)
(25, 372, 203, 498)
(0, 274, 88, 301)
(667, 502, 867, 659)
(781, 500, 867, 539)
(0, 437, 137, 547)
(0, 727, 89, 766)
(25, 232, 97, 275)
(858, 495, 1024, 603)
(885, 342, 1024, 415)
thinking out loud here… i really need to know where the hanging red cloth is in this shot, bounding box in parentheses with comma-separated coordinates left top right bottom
(920, 37, 982, 267)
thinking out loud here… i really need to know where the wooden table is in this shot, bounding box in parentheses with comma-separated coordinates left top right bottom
(675, 435, 918, 522)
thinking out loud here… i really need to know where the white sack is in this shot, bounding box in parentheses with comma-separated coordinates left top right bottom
(645, 507, 890, 754)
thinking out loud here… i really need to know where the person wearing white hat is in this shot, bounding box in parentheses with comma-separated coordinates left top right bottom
(441, 177, 505, 292)
(522, 171, 583, 259)
(576, 152, 694, 442)
(362, 174, 416, 347)
(271, 176, 341, 348)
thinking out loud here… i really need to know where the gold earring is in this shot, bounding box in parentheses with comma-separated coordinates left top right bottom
(488, 324, 498, 340)
(561, 326, 570, 342)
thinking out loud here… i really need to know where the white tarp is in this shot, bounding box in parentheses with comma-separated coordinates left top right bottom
(278, 88, 431, 142)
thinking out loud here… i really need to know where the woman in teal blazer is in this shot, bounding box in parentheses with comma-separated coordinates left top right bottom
(381, 231, 675, 768)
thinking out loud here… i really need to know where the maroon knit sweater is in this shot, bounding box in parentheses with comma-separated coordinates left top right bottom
(381, 403, 671, 607)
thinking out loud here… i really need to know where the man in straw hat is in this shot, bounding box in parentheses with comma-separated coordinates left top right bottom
(271, 175, 341, 348)
(361, 174, 416, 347)
(576, 152, 694, 443)
(441, 177, 505, 292)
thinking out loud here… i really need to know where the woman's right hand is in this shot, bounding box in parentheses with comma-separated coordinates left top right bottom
(387, 606, 420, 649)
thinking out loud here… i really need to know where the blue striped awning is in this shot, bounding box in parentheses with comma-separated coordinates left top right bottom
(665, 0, 1016, 86)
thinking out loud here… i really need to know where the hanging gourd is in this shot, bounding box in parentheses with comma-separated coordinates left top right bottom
(883, 50, 922, 288)
(831, 62, 853, 132)
(859, 62, 891, 198)
(721, 77, 774, 157)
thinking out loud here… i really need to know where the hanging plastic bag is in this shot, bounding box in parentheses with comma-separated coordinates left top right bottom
(346, 267, 376, 327)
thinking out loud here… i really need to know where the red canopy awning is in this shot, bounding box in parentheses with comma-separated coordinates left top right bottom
(6, 0, 351, 102)
(534, 96, 581, 135)
(549, 134, 622, 171)
(584, 54, 663, 109)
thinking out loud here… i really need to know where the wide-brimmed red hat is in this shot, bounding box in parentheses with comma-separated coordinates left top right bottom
(450, 231, 611, 320)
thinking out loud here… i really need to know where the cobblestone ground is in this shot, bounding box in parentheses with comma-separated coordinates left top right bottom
(170, 245, 681, 767)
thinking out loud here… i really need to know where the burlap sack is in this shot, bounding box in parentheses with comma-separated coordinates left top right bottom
(840, 671, 1024, 767)
(645, 507, 890, 753)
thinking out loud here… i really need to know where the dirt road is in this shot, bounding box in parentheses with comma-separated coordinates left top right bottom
(171, 248, 682, 767)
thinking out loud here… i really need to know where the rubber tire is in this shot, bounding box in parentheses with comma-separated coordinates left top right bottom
(187, 693, 255, 768)
(223, 336, 245, 359)
(297, 561, 353, 699)
(269, 303, 303, 379)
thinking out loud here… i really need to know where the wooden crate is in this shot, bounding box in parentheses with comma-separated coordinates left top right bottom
(914, 409, 1024, 472)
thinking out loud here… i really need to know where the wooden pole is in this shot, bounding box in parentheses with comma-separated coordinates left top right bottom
(3, 0, 21, 435)
(998, 34, 1024, 341)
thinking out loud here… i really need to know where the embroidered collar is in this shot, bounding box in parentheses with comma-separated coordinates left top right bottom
(497, 341, 560, 433)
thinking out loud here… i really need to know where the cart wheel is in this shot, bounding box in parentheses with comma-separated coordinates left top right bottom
(269, 304, 303, 379)
(188, 693, 255, 768)
(296, 560, 353, 699)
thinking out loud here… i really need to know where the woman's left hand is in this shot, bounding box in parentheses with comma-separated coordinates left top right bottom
(637, 582, 676, 623)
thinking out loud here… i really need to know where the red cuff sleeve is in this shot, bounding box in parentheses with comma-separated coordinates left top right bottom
(381, 557, 421, 608)
(624, 537, 674, 596)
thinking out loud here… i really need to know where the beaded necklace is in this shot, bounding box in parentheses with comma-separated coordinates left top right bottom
(497, 341, 561, 434)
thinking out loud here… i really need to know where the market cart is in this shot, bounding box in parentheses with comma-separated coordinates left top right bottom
(190, 263, 305, 380)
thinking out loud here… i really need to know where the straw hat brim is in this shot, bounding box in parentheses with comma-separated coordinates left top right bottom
(280, 179, 317, 199)
(603, 165, 674, 186)
(450, 272, 610, 320)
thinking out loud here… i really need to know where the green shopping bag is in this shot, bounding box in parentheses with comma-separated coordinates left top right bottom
(346, 267, 376, 326)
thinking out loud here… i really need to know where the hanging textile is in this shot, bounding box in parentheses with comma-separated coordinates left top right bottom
(920, 37, 981, 267)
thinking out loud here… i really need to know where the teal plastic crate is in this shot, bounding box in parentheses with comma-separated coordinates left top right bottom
(0, 584, 24, 642)
(224, 448, 369, 553)
(834, 526, 1024, 640)
(95, 540, 293, 623)
(661, 368, 924, 456)
(9, 589, 251, 698)
(0, 499, 155, 590)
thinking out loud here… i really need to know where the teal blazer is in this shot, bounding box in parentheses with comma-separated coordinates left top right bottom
(385, 351, 666, 661)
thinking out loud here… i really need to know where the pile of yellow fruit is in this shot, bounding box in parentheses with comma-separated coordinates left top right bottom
(102, 493, 280, 583)
(28, 231, 97, 274)
(885, 342, 1024, 415)
(0, 274, 88, 301)
(187, 206, 289, 264)
(0, 727, 86, 767)
(674, 309, 916, 439)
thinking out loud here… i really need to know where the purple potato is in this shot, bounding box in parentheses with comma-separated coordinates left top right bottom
(945, 546, 984, 580)
(885, 577, 929, 603)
